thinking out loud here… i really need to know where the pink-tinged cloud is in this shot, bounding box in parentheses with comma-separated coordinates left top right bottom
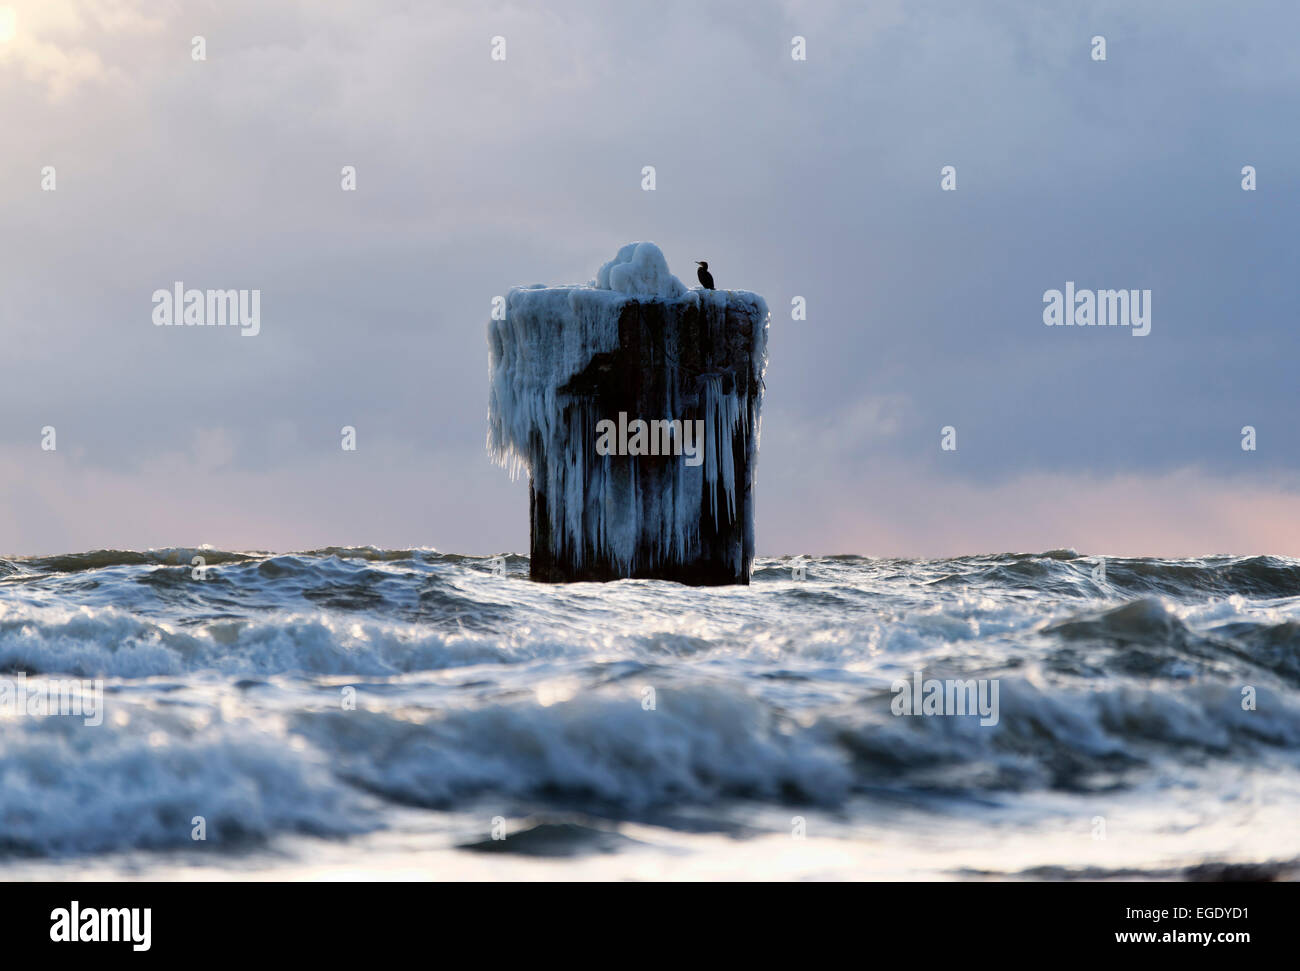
(759, 464, 1300, 558)
(3, 436, 1297, 558)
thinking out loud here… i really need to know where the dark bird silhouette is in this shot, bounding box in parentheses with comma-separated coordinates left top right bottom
(695, 261, 715, 290)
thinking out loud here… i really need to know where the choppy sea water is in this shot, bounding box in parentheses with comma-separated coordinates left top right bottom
(1, 548, 1298, 881)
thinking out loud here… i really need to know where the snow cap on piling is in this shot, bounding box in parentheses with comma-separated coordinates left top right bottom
(593, 241, 688, 299)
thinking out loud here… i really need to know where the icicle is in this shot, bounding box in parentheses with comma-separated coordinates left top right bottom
(487, 243, 769, 581)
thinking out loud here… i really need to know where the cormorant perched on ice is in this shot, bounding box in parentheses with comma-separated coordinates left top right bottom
(695, 261, 715, 290)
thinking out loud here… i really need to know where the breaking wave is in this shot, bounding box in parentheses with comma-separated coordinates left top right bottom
(1, 548, 1298, 868)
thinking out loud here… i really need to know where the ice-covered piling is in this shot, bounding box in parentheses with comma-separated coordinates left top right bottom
(488, 242, 769, 584)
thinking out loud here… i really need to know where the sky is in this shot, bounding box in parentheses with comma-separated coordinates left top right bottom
(1, 0, 1298, 557)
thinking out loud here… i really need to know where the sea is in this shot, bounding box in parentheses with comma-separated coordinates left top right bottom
(1, 548, 1297, 880)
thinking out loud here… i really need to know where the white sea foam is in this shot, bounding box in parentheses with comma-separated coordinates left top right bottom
(1, 549, 1299, 875)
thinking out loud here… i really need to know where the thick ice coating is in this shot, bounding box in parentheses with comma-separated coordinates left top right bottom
(593, 241, 688, 298)
(488, 243, 769, 580)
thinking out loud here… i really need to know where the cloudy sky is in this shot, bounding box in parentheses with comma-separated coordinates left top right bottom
(2, 0, 1297, 557)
